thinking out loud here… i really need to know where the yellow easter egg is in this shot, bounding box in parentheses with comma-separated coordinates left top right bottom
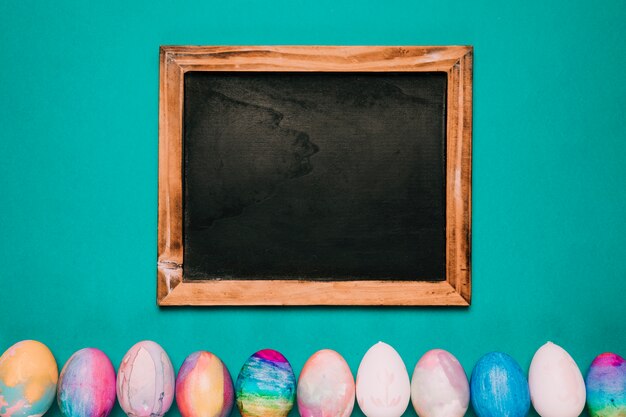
(0, 340, 58, 417)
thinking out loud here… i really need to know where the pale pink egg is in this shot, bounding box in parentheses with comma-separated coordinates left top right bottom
(410, 349, 469, 417)
(297, 349, 355, 417)
(356, 342, 410, 417)
(116, 341, 175, 417)
(529, 342, 586, 417)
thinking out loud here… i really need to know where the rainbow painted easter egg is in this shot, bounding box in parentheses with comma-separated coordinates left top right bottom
(0, 340, 58, 417)
(586, 353, 626, 417)
(297, 349, 355, 417)
(176, 351, 234, 417)
(235, 349, 296, 417)
(117, 341, 175, 417)
(411, 349, 469, 417)
(470, 352, 530, 417)
(57, 348, 116, 417)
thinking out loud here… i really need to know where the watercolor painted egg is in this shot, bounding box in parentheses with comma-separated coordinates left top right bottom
(0, 340, 58, 417)
(529, 342, 586, 417)
(470, 352, 530, 417)
(356, 342, 410, 417)
(176, 351, 234, 417)
(235, 349, 296, 417)
(297, 349, 355, 417)
(57, 348, 116, 417)
(586, 353, 626, 417)
(411, 349, 469, 417)
(117, 341, 175, 417)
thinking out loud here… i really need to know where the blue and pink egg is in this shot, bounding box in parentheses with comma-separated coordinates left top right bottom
(57, 348, 116, 417)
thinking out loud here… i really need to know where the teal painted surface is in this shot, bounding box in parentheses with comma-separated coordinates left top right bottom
(1, 1, 625, 416)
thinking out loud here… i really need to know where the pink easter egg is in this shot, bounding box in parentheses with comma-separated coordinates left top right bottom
(298, 349, 355, 417)
(411, 349, 469, 417)
(57, 348, 116, 417)
(117, 341, 175, 417)
(529, 342, 586, 417)
(356, 342, 410, 417)
(176, 351, 234, 417)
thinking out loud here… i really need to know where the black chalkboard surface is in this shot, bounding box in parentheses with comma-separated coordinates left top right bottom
(183, 72, 447, 281)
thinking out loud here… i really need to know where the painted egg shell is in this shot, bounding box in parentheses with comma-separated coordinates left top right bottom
(117, 341, 175, 417)
(529, 342, 586, 417)
(470, 352, 530, 417)
(235, 349, 296, 417)
(586, 353, 626, 417)
(411, 349, 469, 417)
(356, 342, 410, 417)
(57, 348, 116, 417)
(297, 349, 355, 417)
(0, 340, 58, 417)
(176, 351, 234, 417)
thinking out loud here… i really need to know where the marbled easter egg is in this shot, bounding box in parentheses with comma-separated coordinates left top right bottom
(470, 352, 530, 417)
(235, 349, 295, 417)
(0, 340, 58, 417)
(529, 342, 586, 417)
(356, 342, 410, 417)
(586, 353, 626, 417)
(411, 349, 469, 417)
(297, 349, 355, 417)
(116, 341, 175, 417)
(176, 351, 234, 417)
(57, 348, 116, 417)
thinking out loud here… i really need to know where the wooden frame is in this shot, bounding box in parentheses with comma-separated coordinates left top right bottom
(158, 46, 472, 306)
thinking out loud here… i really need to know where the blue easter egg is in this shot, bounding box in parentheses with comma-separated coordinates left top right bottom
(470, 352, 530, 417)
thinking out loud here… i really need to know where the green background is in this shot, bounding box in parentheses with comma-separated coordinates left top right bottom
(1, 1, 625, 416)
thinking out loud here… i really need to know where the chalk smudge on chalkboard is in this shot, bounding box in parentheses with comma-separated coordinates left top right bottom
(185, 89, 319, 229)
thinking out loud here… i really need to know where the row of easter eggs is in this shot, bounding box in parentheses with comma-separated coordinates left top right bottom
(0, 340, 624, 417)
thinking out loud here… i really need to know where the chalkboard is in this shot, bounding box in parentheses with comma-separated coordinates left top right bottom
(183, 72, 447, 281)
(157, 46, 472, 305)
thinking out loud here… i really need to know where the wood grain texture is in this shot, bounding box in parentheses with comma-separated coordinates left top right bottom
(157, 46, 472, 306)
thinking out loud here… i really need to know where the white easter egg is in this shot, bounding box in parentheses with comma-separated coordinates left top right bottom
(356, 342, 410, 417)
(529, 341, 586, 417)
(411, 349, 469, 417)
